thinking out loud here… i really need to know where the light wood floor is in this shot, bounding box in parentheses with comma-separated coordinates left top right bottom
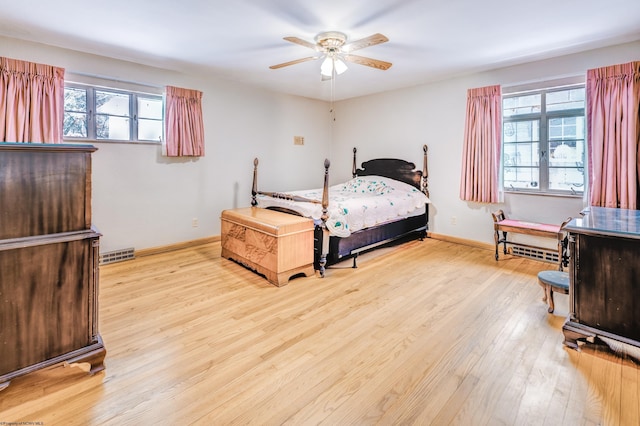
(1, 238, 639, 425)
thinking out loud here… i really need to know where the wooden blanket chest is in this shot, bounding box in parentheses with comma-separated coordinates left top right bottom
(221, 207, 315, 286)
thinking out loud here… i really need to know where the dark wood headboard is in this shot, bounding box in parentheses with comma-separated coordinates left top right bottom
(352, 145, 429, 196)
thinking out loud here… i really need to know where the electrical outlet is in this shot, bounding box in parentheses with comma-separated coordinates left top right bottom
(450, 216, 457, 225)
(192, 218, 199, 228)
(294, 136, 304, 146)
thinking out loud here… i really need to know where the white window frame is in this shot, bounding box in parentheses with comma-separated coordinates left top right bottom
(501, 83, 586, 196)
(63, 82, 164, 144)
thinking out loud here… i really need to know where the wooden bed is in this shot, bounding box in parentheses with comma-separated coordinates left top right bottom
(251, 145, 430, 277)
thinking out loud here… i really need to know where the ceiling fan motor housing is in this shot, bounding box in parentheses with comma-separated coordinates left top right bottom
(315, 31, 347, 52)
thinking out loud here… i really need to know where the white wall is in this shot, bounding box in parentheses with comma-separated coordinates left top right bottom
(2, 35, 638, 252)
(332, 40, 640, 247)
(0, 36, 331, 253)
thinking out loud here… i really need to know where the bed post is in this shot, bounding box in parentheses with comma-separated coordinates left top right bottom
(422, 144, 429, 198)
(420, 144, 430, 241)
(251, 158, 259, 206)
(322, 158, 330, 223)
(318, 158, 331, 277)
(352, 147, 357, 178)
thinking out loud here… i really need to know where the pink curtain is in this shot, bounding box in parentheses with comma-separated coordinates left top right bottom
(459, 85, 502, 203)
(587, 61, 640, 209)
(164, 86, 205, 157)
(0, 57, 65, 143)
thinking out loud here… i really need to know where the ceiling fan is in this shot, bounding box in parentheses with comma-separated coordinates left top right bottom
(269, 31, 392, 80)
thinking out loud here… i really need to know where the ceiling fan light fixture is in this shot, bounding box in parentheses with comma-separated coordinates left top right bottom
(320, 56, 334, 77)
(320, 56, 348, 77)
(334, 58, 348, 75)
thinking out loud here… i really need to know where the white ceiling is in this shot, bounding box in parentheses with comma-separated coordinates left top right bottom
(1, 0, 639, 101)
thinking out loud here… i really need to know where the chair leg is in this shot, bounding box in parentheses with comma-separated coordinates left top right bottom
(547, 287, 555, 313)
(540, 282, 548, 302)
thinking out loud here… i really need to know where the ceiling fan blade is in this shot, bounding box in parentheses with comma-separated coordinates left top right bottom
(283, 36, 320, 51)
(342, 33, 388, 52)
(269, 56, 319, 69)
(343, 54, 392, 71)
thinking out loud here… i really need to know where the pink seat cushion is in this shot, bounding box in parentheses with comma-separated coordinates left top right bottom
(498, 219, 560, 234)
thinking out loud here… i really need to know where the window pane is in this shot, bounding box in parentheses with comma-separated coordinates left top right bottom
(503, 122, 517, 143)
(549, 167, 585, 192)
(503, 116, 540, 189)
(96, 115, 130, 140)
(549, 117, 574, 140)
(504, 142, 539, 167)
(138, 97, 163, 119)
(503, 94, 541, 116)
(63, 112, 87, 137)
(549, 116, 585, 173)
(547, 88, 585, 112)
(549, 116, 584, 141)
(503, 144, 518, 166)
(504, 167, 539, 189)
(550, 141, 584, 165)
(504, 120, 540, 143)
(516, 120, 539, 142)
(64, 87, 87, 112)
(138, 119, 163, 141)
(96, 91, 130, 116)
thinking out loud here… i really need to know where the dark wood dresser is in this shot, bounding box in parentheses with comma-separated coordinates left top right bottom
(0, 142, 105, 390)
(563, 207, 640, 351)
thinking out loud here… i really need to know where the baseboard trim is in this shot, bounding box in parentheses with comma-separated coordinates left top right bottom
(428, 232, 493, 252)
(134, 233, 492, 259)
(135, 236, 220, 258)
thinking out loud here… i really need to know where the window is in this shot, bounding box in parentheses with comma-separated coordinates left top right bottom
(502, 85, 585, 195)
(63, 84, 163, 143)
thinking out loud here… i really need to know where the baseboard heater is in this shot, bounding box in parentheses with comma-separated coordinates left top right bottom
(509, 245, 559, 264)
(99, 247, 135, 265)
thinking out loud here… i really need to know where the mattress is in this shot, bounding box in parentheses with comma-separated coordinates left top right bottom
(256, 175, 430, 237)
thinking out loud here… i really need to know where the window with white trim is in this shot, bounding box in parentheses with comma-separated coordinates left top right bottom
(64, 83, 163, 143)
(502, 84, 585, 195)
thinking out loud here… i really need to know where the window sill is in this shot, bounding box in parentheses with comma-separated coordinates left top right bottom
(63, 139, 161, 146)
(504, 190, 583, 199)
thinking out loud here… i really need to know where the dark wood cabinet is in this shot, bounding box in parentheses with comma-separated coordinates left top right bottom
(0, 143, 105, 391)
(563, 207, 640, 351)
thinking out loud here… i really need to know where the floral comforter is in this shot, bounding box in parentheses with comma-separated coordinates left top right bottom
(256, 175, 430, 237)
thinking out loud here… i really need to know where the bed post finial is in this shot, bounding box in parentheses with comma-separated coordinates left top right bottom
(352, 147, 357, 177)
(422, 145, 429, 198)
(251, 158, 259, 206)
